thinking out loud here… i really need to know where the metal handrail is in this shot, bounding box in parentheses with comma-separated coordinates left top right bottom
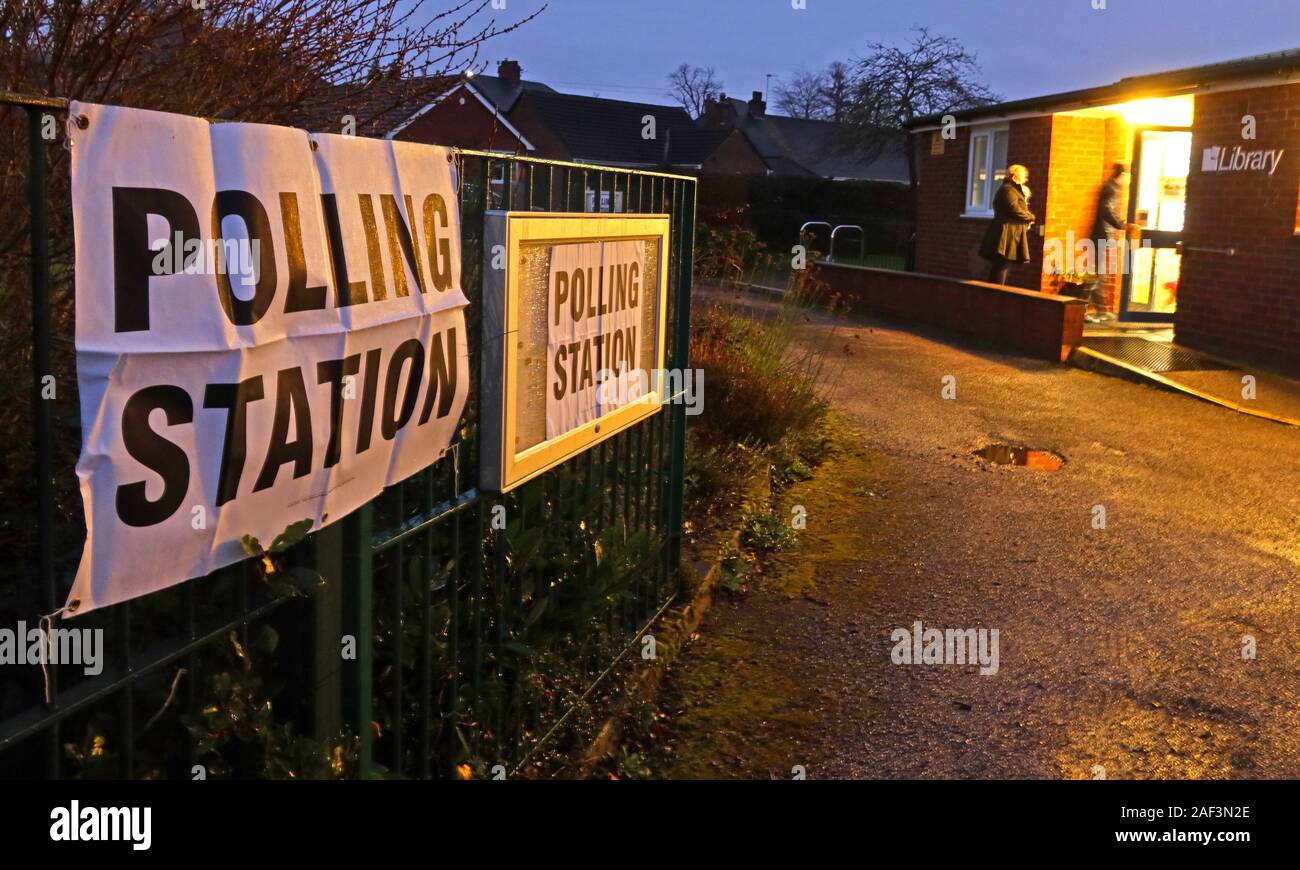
(799, 221, 832, 259)
(831, 224, 865, 264)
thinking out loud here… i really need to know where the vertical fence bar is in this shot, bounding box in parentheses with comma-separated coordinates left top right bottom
(343, 505, 374, 778)
(418, 473, 434, 779)
(26, 107, 60, 779)
(26, 106, 53, 615)
(667, 179, 695, 570)
(391, 487, 405, 773)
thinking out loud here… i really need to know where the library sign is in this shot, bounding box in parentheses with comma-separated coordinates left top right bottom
(67, 102, 469, 614)
(480, 212, 670, 492)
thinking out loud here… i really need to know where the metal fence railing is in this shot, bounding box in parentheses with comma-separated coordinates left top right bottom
(0, 94, 695, 779)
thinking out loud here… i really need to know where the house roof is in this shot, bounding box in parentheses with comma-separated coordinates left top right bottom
(662, 127, 741, 166)
(714, 97, 909, 182)
(298, 73, 454, 137)
(516, 90, 693, 166)
(907, 46, 1300, 128)
(466, 72, 555, 112)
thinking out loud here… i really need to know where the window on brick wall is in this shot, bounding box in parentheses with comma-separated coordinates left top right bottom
(965, 124, 1009, 217)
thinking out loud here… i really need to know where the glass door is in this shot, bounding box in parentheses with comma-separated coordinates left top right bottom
(1122, 128, 1191, 322)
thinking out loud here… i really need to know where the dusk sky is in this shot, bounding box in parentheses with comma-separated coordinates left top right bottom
(458, 0, 1300, 107)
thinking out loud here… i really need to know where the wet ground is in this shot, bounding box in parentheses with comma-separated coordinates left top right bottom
(645, 312, 1300, 779)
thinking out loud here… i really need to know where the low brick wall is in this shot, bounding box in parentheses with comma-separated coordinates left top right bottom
(814, 261, 1085, 362)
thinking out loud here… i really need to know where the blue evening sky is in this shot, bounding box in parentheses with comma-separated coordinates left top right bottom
(445, 0, 1300, 107)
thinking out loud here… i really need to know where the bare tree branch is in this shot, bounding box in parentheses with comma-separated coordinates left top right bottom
(666, 63, 722, 118)
(773, 68, 828, 120)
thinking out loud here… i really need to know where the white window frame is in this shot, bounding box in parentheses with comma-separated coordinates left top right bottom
(964, 124, 1010, 217)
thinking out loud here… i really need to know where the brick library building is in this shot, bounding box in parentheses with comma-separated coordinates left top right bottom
(907, 49, 1300, 375)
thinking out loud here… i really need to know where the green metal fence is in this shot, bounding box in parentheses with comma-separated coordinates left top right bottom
(0, 94, 695, 779)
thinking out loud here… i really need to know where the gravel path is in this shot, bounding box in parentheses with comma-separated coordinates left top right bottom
(649, 311, 1300, 780)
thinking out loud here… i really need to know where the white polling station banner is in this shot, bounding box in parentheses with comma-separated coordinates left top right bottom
(67, 101, 469, 615)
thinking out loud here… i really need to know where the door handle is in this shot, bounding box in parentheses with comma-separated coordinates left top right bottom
(1176, 242, 1236, 256)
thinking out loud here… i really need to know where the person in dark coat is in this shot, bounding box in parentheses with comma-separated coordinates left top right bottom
(1084, 162, 1130, 322)
(979, 164, 1035, 285)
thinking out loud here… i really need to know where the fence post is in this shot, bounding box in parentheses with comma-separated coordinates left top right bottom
(25, 106, 61, 777)
(341, 504, 374, 778)
(306, 523, 345, 740)
(666, 182, 696, 570)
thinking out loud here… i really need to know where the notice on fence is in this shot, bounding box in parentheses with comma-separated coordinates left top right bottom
(545, 240, 646, 438)
(67, 101, 469, 615)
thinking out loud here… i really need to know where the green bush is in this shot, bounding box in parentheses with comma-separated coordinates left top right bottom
(741, 510, 798, 553)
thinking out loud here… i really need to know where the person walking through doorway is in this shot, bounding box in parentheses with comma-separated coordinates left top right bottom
(1084, 162, 1130, 323)
(979, 164, 1036, 285)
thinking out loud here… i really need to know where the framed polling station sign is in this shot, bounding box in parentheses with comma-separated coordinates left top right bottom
(480, 212, 670, 493)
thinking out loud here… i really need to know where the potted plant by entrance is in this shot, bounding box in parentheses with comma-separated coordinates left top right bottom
(1052, 271, 1098, 300)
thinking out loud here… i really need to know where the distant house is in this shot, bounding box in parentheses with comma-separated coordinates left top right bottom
(700, 91, 910, 184)
(506, 88, 691, 166)
(385, 60, 767, 175)
(661, 127, 770, 175)
(387, 60, 552, 153)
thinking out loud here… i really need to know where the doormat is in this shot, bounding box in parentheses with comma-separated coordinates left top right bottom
(1080, 337, 1233, 373)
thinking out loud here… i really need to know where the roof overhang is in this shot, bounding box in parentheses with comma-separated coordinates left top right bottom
(907, 55, 1300, 132)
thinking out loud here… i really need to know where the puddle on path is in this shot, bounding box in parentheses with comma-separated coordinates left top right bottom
(974, 444, 1064, 470)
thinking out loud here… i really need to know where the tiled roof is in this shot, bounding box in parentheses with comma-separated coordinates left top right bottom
(663, 127, 738, 166)
(467, 73, 555, 112)
(714, 97, 909, 182)
(517, 90, 692, 165)
(296, 73, 452, 137)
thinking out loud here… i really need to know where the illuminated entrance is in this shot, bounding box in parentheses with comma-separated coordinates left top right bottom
(1124, 127, 1191, 321)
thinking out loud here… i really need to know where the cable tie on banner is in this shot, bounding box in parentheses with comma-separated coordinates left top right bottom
(37, 606, 69, 705)
(450, 441, 461, 501)
(143, 668, 188, 733)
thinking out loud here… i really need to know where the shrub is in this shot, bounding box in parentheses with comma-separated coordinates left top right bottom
(690, 301, 828, 446)
(741, 510, 797, 553)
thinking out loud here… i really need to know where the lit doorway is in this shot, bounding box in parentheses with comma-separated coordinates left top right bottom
(1122, 127, 1191, 322)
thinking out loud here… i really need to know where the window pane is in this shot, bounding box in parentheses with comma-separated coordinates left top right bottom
(992, 130, 1009, 184)
(969, 134, 989, 210)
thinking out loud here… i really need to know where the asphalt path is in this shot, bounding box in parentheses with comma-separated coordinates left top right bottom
(651, 307, 1300, 779)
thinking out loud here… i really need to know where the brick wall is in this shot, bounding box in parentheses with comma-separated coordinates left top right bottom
(915, 116, 1053, 291)
(813, 261, 1085, 362)
(699, 130, 770, 175)
(1039, 114, 1133, 310)
(1179, 84, 1300, 375)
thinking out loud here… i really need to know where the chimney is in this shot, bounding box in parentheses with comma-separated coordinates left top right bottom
(497, 59, 521, 84)
(748, 90, 766, 117)
(700, 97, 722, 126)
